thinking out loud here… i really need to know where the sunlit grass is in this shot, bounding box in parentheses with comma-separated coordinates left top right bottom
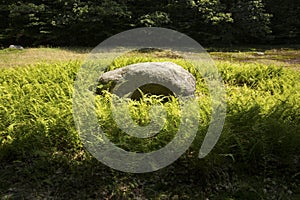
(0, 47, 89, 67)
(1, 47, 299, 69)
(211, 49, 300, 70)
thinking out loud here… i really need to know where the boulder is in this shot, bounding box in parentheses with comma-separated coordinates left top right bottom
(98, 62, 196, 100)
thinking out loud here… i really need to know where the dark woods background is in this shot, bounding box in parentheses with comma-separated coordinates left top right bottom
(0, 0, 299, 47)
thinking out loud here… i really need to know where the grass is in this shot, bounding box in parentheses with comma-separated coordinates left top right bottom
(211, 49, 300, 70)
(0, 47, 89, 68)
(1, 46, 299, 69)
(0, 47, 299, 199)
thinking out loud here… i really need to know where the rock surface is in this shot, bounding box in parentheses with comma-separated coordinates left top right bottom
(98, 62, 196, 99)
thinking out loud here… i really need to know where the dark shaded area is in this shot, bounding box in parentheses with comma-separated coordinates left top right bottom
(0, 0, 299, 47)
(131, 83, 175, 101)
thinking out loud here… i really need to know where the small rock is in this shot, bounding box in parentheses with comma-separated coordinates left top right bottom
(9, 45, 24, 50)
(255, 52, 265, 56)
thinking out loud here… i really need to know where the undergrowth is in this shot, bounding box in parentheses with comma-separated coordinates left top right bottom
(0, 52, 299, 199)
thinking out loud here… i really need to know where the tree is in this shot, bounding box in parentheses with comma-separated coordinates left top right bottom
(265, 0, 300, 44)
(0, 0, 298, 46)
(231, 0, 272, 43)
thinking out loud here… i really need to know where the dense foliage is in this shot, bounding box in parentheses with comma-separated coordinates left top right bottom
(0, 0, 299, 46)
(0, 49, 299, 198)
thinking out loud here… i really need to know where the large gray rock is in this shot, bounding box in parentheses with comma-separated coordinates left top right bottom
(98, 62, 196, 100)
